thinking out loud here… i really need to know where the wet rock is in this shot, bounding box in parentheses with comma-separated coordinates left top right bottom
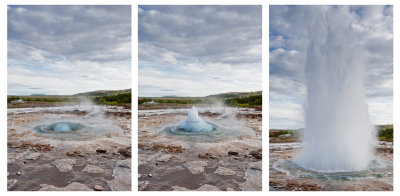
(377, 148, 393, 154)
(20, 142, 52, 152)
(138, 180, 148, 191)
(52, 159, 76, 172)
(118, 147, 131, 157)
(249, 150, 262, 160)
(25, 152, 41, 160)
(198, 152, 218, 159)
(196, 184, 221, 191)
(157, 154, 172, 162)
(116, 159, 131, 168)
(66, 151, 85, 157)
(210, 155, 219, 159)
(233, 156, 245, 161)
(139, 143, 185, 154)
(7, 179, 18, 189)
(214, 166, 236, 176)
(34, 144, 52, 152)
(172, 186, 189, 191)
(83, 165, 104, 174)
(94, 185, 104, 191)
(228, 151, 239, 156)
(40, 182, 92, 191)
(96, 149, 107, 154)
(248, 161, 262, 171)
(239, 162, 262, 191)
(286, 180, 320, 191)
(183, 161, 208, 174)
(107, 161, 131, 191)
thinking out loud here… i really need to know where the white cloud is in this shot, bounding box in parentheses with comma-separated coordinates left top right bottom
(138, 5, 262, 97)
(270, 5, 393, 128)
(8, 5, 131, 95)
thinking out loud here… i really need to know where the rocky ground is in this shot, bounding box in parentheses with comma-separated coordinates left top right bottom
(138, 107, 262, 191)
(7, 105, 131, 191)
(269, 141, 393, 191)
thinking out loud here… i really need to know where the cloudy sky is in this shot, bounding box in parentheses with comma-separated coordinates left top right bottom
(270, 5, 393, 129)
(139, 5, 262, 97)
(8, 5, 131, 95)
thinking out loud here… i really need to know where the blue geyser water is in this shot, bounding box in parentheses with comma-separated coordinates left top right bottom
(41, 122, 84, 132)
(177, 106, 214, 133)
(164, 106, 255, 142)
(164, 106, 230, 142)
(49, 122, 81, 132)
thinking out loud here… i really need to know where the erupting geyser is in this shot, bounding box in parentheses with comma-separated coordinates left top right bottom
(177, 106, 214, 133)
(293, 7, 375, 172)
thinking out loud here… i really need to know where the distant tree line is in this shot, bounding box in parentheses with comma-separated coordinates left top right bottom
(138, 94, 262, 107)
(7, 96, 21, 103)
(94, 92, 131, 105)
(138, 98, 211, 105)
(8, 93, 132, 105)
(225, 95, 262, 107)
(7, 96, 72, 103)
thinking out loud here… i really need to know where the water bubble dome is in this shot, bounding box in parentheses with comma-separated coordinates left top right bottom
(177, 106, 214, 133)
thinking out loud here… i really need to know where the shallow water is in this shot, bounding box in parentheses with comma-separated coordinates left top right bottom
(273, 159, 392, 180)
(21, 106, 124, 141)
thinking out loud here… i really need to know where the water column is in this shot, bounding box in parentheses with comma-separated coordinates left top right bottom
(178, 106, 214, 132)
(294, 6, 375, 172)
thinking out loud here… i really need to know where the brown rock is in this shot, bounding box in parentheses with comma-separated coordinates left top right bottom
(96, 149, 107, 154)
(118, 147, 131, 157)
(249, 150, 262, 160)
(228, 151, 239, 156)
(66, 151, 84, 157)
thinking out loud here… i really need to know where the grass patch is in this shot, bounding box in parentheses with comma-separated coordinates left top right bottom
(377, 124, 393, 141)
(139, 93, 262, 108)
(269, 129, 295, 138)
(8, 91, 132, 106)
(94, 92, 131, 105)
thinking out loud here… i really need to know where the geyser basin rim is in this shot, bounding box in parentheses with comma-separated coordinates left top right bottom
(273, 159, 392, 180)
(164, 124, 225, 142)
(167, 122, 220, 134)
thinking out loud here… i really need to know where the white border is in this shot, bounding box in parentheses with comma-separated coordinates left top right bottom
(0, 0, 397, 195)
